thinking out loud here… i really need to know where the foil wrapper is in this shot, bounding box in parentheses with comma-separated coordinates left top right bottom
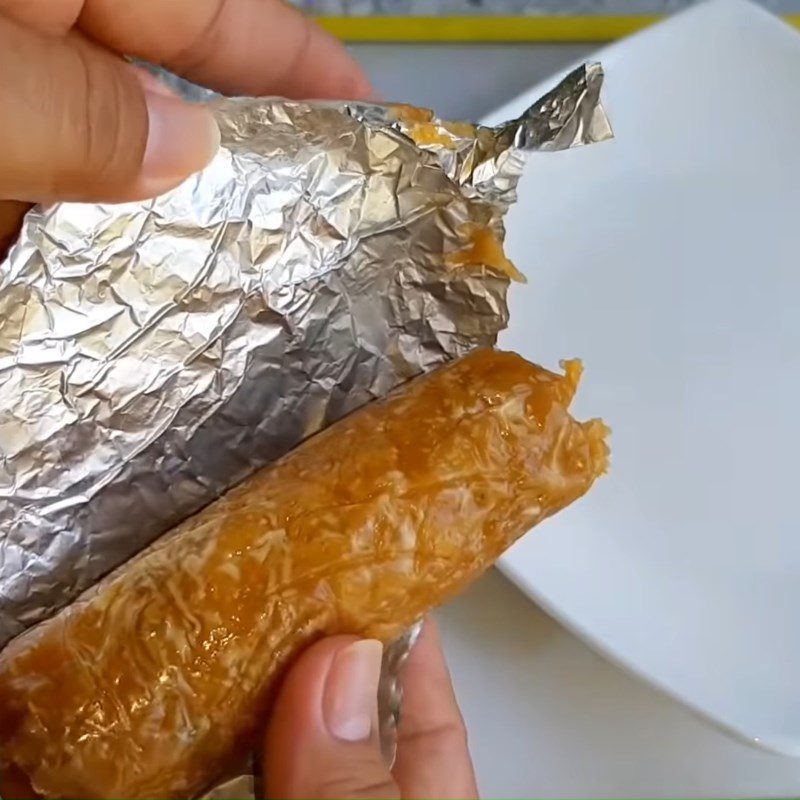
(0, 62, 610, 798)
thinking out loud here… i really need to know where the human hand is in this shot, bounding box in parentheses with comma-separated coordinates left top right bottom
(265, 620, 478, 799)
(0, 0, 370, 252)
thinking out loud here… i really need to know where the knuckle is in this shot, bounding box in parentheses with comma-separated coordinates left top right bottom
(318, 776, 398, 800)
(55, 42, 141, 197)
(166, 0, 314, 96)
(272, 18, 313, 94)
(80, 57, 118, 178)
(166, 0, 229, 77)
(402, 715, 471, 756)
(315, 755, 398, 800)
(435, 718, 470, 754)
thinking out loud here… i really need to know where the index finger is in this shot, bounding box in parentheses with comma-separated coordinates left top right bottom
(77, 0, 371, 100)
(392, 620, 479, 800)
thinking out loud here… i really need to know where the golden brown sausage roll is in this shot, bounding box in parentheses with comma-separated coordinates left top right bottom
(0, 349, 608, 799)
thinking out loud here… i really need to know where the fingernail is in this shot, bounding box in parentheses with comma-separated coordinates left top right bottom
(139, 91, 220, 196)
(323, 639, 383, 742)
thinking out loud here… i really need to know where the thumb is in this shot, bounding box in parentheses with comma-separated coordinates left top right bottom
(265, 637, 400, 800)
(0, 16, 219, 204)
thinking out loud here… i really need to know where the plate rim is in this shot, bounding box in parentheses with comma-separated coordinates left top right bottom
(490, 0, 800, 757)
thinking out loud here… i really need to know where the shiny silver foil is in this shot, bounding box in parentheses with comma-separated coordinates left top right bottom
(0, 63, 610, 797)
(378, 621, 424, 769)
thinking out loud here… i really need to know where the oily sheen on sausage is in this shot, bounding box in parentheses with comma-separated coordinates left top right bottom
(0, 349, 608, 799)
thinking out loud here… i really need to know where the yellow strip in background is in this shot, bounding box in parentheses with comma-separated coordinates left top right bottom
(319, 14, 800, 42)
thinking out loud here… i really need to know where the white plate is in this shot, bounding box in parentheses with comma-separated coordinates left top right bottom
(492, 0, 800, 755)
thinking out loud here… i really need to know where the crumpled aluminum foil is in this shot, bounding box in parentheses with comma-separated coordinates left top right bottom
(0, 62, 610, 798)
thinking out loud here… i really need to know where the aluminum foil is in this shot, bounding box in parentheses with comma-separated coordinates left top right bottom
(0, 62, 610, 798)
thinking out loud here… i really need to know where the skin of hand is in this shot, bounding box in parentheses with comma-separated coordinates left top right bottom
(0, 0, 372, 253)
(265, 620, 479, 800)
(0, 6, 475, 797)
